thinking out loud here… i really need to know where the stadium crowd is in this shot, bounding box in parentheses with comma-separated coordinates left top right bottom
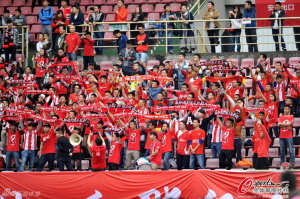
(0, 0, 299, 172)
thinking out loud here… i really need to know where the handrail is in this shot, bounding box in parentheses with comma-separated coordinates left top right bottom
(189, 0, 207, 16)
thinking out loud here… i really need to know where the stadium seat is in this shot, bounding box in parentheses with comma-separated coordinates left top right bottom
(294, 118, 300, 128)
(256, 58, 271, 66)
(154, 4, 165, 13)
(206, 158, 219, 169)
(124, 0, 134, 4)
(272, 57, 286, 65)
(113, 5, 118, 13)
(81, 160, 90, 170)
(101, 6, 113, 14)
(230, 58, 239, 67)
(244, 119, 254, 128)
(134, 0, 146, 4)
(269, 148, 278, 158)
(273, 138, 280, 148)
(127, 14, 132, 21)
(170, 3, 181, 12)
(247, 148, 253, 158)
(205, 149, 212, 158)
(100, 61, 113, 70)
(13, 0, 26, 6)
(27, 16, 38, 25)
(0, 0, 11, 7)
(174, 0, 187, 3)
(33, 7, 43, 15)
(161, 0, 173, 3)
(105, 14, 115, 22)
(79, 6, 86, 13)
(147, 0, 160, 4)
(30, 25, 42, 34)
(241, 58, 254, 68)
(25, 0, 33, 6)
(53, 7, 59, 14)
(106, 0, 118, 5)
(148, 13, 160, 21)
(288, 57, 300, 65)
(80, 0, 92, 5)
(104, 32, 115, 41)
(0, 7, 3, 14)
(93, 0, 107, 4)
(69, 0, 77, 5)
(147, 60, 160, 67)
(141, 4, 154, 13)
(6, 7, 18, 13)
(127, 5, 138, 14)
(21, 7, 32, 15)
(271, 158, 280, 168)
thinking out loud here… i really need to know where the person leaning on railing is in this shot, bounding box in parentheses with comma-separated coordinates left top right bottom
(202, 1, 220, 53)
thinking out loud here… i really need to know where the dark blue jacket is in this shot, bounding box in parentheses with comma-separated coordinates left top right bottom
(244, 7, 256, 27)
(117, 34, 128, 53)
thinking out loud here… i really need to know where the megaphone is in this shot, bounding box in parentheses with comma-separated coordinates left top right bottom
(70, 134, 83, 146)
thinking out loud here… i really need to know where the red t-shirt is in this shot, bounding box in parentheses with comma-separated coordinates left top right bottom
(252, 124, 261, 154)
(127, 129, 141, 150)
(108, 141, 122, 164)
(35, 57, 48, 77)
(175, 91, 189, 101)
(189, 129, 206, 154)
(160, 131, 172, 153)
(82, 38, 94, 56)
(150, 139, 162, 166)
(176, 130, 189, 155)
(256, 124, 271, 158)
(266, 102, 279, 125)
(69, 93, 80, 103)
(279, 115, 294, 138)
(90, 145, 106, 169)
(221, 126, 235, 150)
(40, 130, 56, 154)
(6, 130, 21, 152)
(65, 33, 81, 53)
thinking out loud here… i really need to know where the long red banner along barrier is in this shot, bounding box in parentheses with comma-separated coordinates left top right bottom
(0, 170, 299, 198)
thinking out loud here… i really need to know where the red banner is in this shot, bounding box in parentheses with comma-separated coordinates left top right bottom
(0, 170, 298, 198)
(256, 0, 300, 27)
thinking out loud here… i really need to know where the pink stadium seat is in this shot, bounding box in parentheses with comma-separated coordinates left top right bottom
(127, 13, 132, 21)
(230, 58, 239, 67)
(294, 118, 300, 128)
(147, 0, 160, 3)
(93, 0, 106, 4)
(272, 57, 286, 65)
(0, 7, 3, 14)
(134, 0, 146, 4)
(148, 13, 160, 21)
(244, 119, 254, 128)
(256, 58, 270, 66)
(273, 138, 280, 148)
(27, 16, 38, 25)
(206, 159, 219, 169)
(101, 5, 113, 14)
(124, 0, 134, 4)
(271, 158, 280, 168)
(103, 24, 109, 30)
(174, 0, 187, 3)
(29, 33, 37, 41)
(289, 57, 300, 65)
(154, 4, 165, 13)
(205, 149, 212, 158)
(127, 5, 138, 14)
(161, 0, 173, 3)
(241, 58, 254, 68)
(113, 5, 118, 12)
(69, 0, 77, 6)
(30, 25, 42, 34)
(0, 0, 11, 6)
(80, 0, 92, 5)
(147, 60, 160, 67)
(105, 14, 115, 22)
(170, 3, 180, 12)
(21, 7, 32, 15)
(6, 7, 18, 13)
(269, 148, 278, 158)
(25, 0, 33, 6)
(53, 7, 59, 14)
(100, 61, 113, 70)
(33, 7, 43, 15)
(106, 0, 118, 5)
(104, 32, 115, 41)
(141, 4, 154, 13)
(14, 0, 26, 7)
(79, 6, 86, 13)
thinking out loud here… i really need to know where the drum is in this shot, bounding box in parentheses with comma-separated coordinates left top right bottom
(136, 157, 152, 170)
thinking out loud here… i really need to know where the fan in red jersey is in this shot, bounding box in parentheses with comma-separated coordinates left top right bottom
(174, 121, 190, 170)
(107, 132, 123, 170)
(146, 131, 162, 170)
(87, 134, 106, 171)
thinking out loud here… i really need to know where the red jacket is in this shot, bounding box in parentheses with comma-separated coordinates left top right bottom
(65, 33, 81, 53)
(81, 37, 94, 56)
(115, 7, 128, 22)
(136, 33, 149, 53)
(51, 17, 69, 34)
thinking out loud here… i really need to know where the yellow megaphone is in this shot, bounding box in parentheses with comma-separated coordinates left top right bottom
(69, 134, 83, 146)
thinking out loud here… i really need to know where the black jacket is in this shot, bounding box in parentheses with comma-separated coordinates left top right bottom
(57, 136, 73, 158)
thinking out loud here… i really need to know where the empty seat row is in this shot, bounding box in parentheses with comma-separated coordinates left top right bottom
(241, 57, 300, 68)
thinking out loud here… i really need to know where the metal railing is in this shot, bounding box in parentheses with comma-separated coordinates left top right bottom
(0, 26, 29, 63)
(66, 16, 300, 54)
